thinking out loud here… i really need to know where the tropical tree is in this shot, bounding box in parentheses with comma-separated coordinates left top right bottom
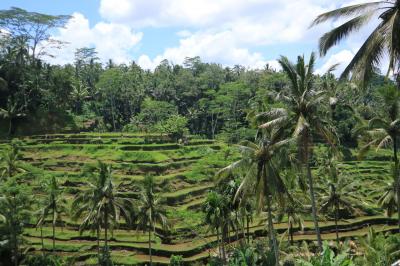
(0, 178, 32, 266)
(0, 142, 25, 180)
(72, 162, 134, 261)
(70, 81, 89, 114)
(311, 1, 400, 86)
(0, 98, 26, 136)
(217, 127, 292, 265)
(259, 53, 337, 250)
(36, 176, 67, 252)
(277, 197, 304, 245)
(356, 84, 400, 230)
(378, 170, 399, 218)
(355, 227, 400, 266)
(203, 191, 229, 262)
(297, 241, 354, 266)
(319, 178, 360, 243)
(136, 175, 169, 266)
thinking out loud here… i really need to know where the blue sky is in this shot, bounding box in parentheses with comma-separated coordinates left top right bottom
(0, 0, 373, 73)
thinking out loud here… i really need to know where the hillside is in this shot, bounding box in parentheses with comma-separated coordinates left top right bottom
(0, 133, 396, 265)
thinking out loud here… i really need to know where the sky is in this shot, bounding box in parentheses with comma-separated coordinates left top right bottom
(0, 0, 375, 74)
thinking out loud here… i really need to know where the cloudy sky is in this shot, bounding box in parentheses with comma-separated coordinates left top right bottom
(0, 0, 374, 73)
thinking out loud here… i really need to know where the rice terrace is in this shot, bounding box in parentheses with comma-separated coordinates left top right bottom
(1, 1, 400, 266)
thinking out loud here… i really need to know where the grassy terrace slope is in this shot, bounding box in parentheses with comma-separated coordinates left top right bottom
(2, 133, 397, 265)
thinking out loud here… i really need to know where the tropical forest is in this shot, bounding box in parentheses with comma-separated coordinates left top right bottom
(1, 1, 400, 266)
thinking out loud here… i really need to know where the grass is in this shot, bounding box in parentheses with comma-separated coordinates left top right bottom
(10, 134, 399, 263)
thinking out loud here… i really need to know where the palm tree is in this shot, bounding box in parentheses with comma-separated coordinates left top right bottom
(242, 200, 254, 244)
(259, 53, 338, 251)
(319, 178, 360, 244)
(0, 178, 32, 266)
(71, 81, 89, 114)
(311, 1, 400, 86)
(356, 84, 400, 231)
(277, 196, 304, 245)
(0, 98, 26, 137)
(378, 170, 398, 218)
(203, 191, 229, 261)
(217, 128, 292, 265)
(218, 178, 242, 242)
(0, 142, 25, 180)
(136, 175, 169, 266)
(36, 176, 67, 252)
(72, 162, 134, 260)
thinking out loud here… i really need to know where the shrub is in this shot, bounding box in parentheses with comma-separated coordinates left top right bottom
(170, 255, 184, 266)
(155, 115, 189, 141)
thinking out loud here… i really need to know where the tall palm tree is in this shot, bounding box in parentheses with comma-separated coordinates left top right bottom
(0, 98, 26, 137)
(203, 191, 229, 262)
(378, 169, 398, 218)
(277, 196, 304, 246)
(72, 162, 134, 260)
(136, 175, 169, 266)
(319, 179, 360, 244)
(0, 142, 25, 180)
(311, 1, 400, 86)
(356, 84, 400, 231)
(71, 81, 89, 114)
(260, 53, 338, 250)
(217, 127, 292, 265)
(36, 176, 67, 252)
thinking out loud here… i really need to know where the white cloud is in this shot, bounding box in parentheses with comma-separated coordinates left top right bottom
(45, 0, 380, 70)
(105, 0, 368, 70)
(99, 0, 335, 45)
(316, 50, 354, 76)
(45, 12, 143, 65)
(137, 30, 269, 70)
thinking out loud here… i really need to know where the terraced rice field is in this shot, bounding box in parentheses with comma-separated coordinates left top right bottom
(2, 133, 397, 265)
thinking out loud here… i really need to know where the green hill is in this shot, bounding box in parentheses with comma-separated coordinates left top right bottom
(1, 133, 396, 265)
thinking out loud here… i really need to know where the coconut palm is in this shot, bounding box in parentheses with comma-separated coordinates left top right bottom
(277, 196, 305, 246)
(259, 53, 337, 250)
(378, 169, 398, 218)
(0, 142, 25, 180)
(0, 98, 26, 137)
(203, 191, 229, 261)
(72, 161, 134, 260)
(217, 127, 292, 265)
(71, 81, 89, 114)
(319, 178, 360, 244)
(311, 1, 400, 86)
(136, 175, 169, 266)
(36, 176, 67, 252)
(356, 84, 400, 230)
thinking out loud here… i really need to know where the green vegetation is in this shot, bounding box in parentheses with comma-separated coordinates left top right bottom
(1, 2, 400, 266)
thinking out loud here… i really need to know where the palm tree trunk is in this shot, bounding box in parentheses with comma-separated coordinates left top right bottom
(290, 222, 294, 245)
(246, 216, 250, 243)
(304, 136, 323, 251)
(222, 224, 227, 263)
(216, 226, 222, 260)
(104, 208, 108, 249)
(40, 225, 44, 256)
(267, 194, 279, 266)
(14, 234, 18, 266)
(235, 211, 239, 241)
(393, 136, 400, 232)
(149, 223, 153, 266)
(52, 221, 55, 252)
(8, 118, 12, 137)
(52, 208, 56, 253)
(335, 202, 339, 243)
(97, 225, 100, 259)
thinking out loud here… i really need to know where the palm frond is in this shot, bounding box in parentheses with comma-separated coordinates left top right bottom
(319, 12, 375, 56)
(311, 2, 383, 26)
